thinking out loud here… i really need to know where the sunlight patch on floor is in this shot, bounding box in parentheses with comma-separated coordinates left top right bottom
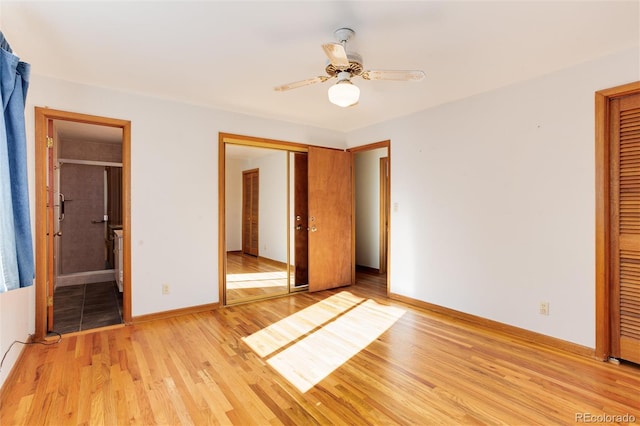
(242, 292, 405, 392)
(242, 291, 364, 357)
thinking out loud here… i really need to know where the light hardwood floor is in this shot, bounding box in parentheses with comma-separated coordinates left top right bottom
(1, 272, 639, 425)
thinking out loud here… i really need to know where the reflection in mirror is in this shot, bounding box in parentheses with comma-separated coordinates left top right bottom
(225, 145, 290, 304)
(290, 152, 309, 288)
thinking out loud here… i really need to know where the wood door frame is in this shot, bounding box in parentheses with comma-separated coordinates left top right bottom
(595, 81, 640, 360)
(34, 108, 132, 339)
(348, 140, 391, 296)
(46, 119, 54, 329)
(379, 156, 389, 275)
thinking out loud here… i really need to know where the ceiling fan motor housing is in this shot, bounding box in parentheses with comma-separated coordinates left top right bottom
(325, 52, 363, 77)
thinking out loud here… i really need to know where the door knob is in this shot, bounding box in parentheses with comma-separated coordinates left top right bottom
(296, 224, 302, 231)
(310, 225, 317, 232)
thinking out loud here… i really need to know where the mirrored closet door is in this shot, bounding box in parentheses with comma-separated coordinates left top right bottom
(222, 136, 309, 305)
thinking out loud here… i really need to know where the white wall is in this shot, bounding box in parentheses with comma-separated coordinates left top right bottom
(0, 74, 344, 390)
(0, 286, 34, 388)
(225, 157, 243, 251)
(355, 147, 387, 269)
(347, 48, 640, 348)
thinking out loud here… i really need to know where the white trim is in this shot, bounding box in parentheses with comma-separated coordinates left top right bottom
(58, 158, 122, 168)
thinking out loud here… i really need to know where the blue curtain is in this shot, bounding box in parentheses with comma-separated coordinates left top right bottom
(0, 31, 33, 293)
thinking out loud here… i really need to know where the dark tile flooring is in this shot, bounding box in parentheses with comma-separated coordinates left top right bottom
(53, 281, 123, 334)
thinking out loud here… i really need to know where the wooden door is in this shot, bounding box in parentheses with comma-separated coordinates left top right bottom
(308, 147, 352, 291)
(242, 169, 259, 256)
(610, 92, 640, 364)
(294, 153, 309, 286)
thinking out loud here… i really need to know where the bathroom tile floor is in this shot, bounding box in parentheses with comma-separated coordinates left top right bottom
(53, 281, 123, 334)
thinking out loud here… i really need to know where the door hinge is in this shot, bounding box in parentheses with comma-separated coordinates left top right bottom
(47, 296, 54, 307)
(46, 136, 54, 148)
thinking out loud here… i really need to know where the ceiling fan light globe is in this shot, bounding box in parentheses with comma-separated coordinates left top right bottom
(328, 81, 360, 107)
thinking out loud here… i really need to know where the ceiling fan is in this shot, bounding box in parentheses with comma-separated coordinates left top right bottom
(274, 28, 425, 108)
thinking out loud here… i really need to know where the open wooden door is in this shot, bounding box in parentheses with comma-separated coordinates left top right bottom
(610, 92, 640, 365)
(308, 147, 352, 292)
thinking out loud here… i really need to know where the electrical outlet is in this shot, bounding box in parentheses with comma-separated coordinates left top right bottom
(162, 284, 170, 295)
(539, 301, 550, 316)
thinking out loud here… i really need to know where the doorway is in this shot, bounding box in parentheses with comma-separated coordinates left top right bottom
(595, 81, 640, 364)
(34, 108, 132, 339)
(351, 141, 390, 296)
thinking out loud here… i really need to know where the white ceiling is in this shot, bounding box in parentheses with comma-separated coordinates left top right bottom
(3, 1, 639, 133)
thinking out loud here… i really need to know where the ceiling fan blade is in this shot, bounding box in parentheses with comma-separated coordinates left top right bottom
(322, 43, 349, 68)
(274, 76, 331, 92)
(362, 70, 426, 82)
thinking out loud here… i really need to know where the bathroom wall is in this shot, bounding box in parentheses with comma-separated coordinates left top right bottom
(58, 138, 123, 275)
(59, 163, 105, 273)
(60, 139, 122, 162)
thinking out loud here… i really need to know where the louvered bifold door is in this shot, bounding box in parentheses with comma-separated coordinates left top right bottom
(611, 93, 640, 364)
(242, 169, 259, 257)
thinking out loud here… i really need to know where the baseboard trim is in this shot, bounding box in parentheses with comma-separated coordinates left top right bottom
(47, 323, 125, 339)
(132, 302, 220, 324)
(356, 265, 381, 275)
(0, 334, 33, 397)
(389, 292, 595, 359)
